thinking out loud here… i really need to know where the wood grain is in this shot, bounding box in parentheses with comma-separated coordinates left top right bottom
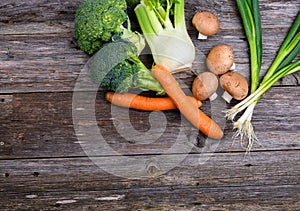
(0, 0, 299, 210)
(0, 86, 299, 159)
(0, 0, 299, 93)
(0, 151, 299, 210)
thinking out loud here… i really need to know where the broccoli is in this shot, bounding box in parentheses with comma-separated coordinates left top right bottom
(74, 0, 128, 55)
(88, 40, 165, 94)
(74, 0, 165, 94)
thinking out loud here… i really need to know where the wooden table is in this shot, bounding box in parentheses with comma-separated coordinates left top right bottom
(0, 0, 299, 210)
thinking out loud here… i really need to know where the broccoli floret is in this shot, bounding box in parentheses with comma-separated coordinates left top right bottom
(103, 61, 135, 93)
(74, 0, 128, 55)
(89, 40, 165, 94)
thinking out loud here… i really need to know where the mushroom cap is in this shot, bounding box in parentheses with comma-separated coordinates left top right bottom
(192, 11, 220, 36)
(206, 44, 234, 75)
(192, 72, 219, 101)
(220, 72, 249, 100)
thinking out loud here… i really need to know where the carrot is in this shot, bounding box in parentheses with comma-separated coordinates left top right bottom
(105, 91, 202, 111)
(152, 64, 224, 139)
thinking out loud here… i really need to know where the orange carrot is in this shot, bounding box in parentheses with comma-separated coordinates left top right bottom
(152, 65, 223, 139)
(105, 92, 202, 111)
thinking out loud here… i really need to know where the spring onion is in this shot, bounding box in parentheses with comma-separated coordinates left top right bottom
(226, 2, 300, 152)
(236, 0, 262, 93)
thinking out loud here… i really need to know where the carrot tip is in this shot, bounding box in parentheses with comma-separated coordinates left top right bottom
(105, 92, 112, 101)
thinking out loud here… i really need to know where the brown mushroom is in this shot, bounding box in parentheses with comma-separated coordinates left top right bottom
(220, 71, 249, 103)
(192, 11, 220, 39)
(206, 44, 235, 75)
(192, 72, 219, 101)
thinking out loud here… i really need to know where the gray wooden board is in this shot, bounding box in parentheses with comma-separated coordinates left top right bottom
(0, 151, 300, 210)
(0, 0, 299, 93)
(0, 87, 299, 159)
(0, 0, 300, 210)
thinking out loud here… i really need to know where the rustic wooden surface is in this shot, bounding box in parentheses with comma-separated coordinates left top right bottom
(0, 0, 299, 210)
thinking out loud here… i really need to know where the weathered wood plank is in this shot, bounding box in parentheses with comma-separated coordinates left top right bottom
(1, 185, 298, 211)
(0, 86, 299, 159)
(0, 0, 81, 24)
(1, 0, 298, 29)
(0, 151, 299, 210)
(0, 0, 299, 93)
(0, 31, 299, 93)
(0, 34, 89, 93)
(0, 0, 299, 210)
(0, 22, 73, 35)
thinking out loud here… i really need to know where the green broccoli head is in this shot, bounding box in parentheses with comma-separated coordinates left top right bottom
(74, 0, 128, 55)
(103, 61, 137, 93)
(89, 40, 137, 85)
(100, 58, 165, 94)
(88, 40, 165, 95)
(89, 40, 138, 93)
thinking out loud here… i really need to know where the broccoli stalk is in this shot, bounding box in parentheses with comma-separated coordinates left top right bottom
(114, 18, 146, 55)
(130, 56, 166, 93)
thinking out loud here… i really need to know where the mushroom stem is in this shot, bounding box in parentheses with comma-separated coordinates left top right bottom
(230, 62, 236, 71)
(222, 91, 233, 103)
(197, 32, 208, 40)
(209, 92, 218, 101)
